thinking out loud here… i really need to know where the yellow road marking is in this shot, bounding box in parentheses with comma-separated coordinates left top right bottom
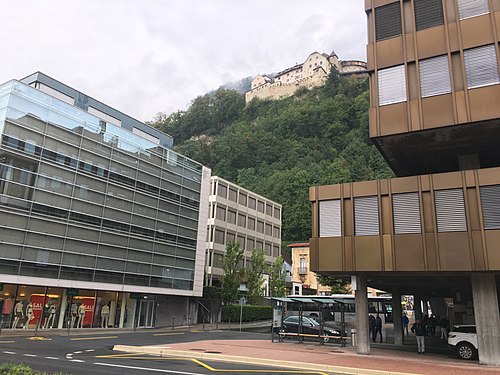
(101, 354, 328, 374)
(27, 337, 52, 341)
(153, 332, 185, 336)
(0, 341, 15, 344)
(70, 335, 118, 341)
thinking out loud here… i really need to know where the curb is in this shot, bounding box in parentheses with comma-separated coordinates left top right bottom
(113, 345, 420, 375)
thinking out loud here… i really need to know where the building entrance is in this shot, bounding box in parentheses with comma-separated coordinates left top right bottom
(137, 299, 155, 328)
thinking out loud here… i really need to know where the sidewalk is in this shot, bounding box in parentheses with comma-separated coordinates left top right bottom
(114, 338, 500, 375)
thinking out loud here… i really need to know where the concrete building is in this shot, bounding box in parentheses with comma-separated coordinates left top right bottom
(0, 73, 211, 330)
(309, 0, 500, 365)
(245, 51, 367, 102)
(288, 242, 331, 296)
(205, 176, 282, 290)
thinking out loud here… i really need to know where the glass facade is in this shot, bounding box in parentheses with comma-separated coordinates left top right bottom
(0, 80, 210, 295)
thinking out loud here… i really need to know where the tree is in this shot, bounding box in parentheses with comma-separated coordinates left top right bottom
(269, 256, 287, 298)
(247, 248, 267, 305)
(315, 274, 351, 294)
(221, 241, 244, 304)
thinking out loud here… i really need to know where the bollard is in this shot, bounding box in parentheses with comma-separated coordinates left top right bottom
(172, 317, 175, 331)
(34, 317, 40, 337)
(351, 329, 357, 347)
(228, 318, 231, 331)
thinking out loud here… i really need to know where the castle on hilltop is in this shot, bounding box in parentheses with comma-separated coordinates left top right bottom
(245, 51, 367, 103)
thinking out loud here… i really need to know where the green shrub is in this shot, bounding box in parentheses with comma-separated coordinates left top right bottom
(0, 363, 65, 375)
(221, 305, 272, 322)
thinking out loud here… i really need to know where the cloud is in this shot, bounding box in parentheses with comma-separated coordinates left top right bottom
(0, 0, 367, 122)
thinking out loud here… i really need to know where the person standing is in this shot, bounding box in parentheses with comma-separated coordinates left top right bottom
(402, 312, 409, 336)
(374, 313, 383, 343)
(411, 318, 427, 354)
(369, 314, 375, 341)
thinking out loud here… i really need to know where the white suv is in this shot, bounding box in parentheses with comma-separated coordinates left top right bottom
(448, 325, 478, 360)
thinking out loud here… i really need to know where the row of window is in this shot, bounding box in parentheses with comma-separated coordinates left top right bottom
(0, 257, 194, 290)
(319, 185, 500, 237)
(208, 228, 280, 257)
(2, 135, 200, 207)
(376, 0, 490, 41)
(212, 204, 281, 238)
(214, 181, 281, 219)
(378, 44, 499, 105)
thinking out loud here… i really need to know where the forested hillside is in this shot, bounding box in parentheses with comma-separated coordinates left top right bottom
(150, 71, 393, 243)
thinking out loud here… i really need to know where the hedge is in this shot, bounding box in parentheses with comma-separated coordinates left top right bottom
(221, 305, 272, 322)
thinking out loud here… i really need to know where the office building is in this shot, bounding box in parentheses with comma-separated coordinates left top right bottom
(0, 73, 210, 330)
(310, 0, 500, 365)
(205, 176, 281, 291)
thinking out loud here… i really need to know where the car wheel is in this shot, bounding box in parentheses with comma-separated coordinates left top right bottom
(456, 342, 475, 360)
(323, 332, 330, 343)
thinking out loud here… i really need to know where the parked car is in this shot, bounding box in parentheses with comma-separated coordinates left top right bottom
(448, 325, 478, 360)
(281, 316, 343, 342)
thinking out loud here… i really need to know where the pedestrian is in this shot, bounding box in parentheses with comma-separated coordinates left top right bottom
(429, 315, 437, 336)
(402, 312, 409, 336)
(439, 316, 449, 340)
(369, 314, 375, 341)
(411, 318, 427, 354)
(374, 313, 383, 343)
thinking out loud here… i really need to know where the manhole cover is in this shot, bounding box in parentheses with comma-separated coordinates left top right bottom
(205, 351, 222, 354)
(330, 350, 344, 353)
(189, 348, 205, 351)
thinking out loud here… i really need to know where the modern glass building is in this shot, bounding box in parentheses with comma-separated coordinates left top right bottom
(0, 74, 210, 330)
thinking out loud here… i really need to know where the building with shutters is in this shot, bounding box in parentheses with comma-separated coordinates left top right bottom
(0, 73, 211, 331)
(205, 176, 282, 291)
(309, 0, 500, 365)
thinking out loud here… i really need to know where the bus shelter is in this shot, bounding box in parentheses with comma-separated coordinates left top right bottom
(268, 297, 346, 346)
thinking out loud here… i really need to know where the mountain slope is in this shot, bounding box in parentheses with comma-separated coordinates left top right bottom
(151, 71, 393, 242)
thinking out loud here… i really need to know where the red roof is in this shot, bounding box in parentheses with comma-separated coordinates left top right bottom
(287, 242, 310, 248)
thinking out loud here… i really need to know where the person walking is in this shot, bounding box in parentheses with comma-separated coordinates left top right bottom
(402, 312, 409, 336)
(374, 313, 383, 343)
(439, 316, 449, 340)
(411, 318, 427, 354)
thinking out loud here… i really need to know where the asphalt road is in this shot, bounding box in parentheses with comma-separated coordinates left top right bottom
(0, 329, 311, 375)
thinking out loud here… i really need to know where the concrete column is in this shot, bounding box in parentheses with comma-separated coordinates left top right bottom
(57, 289, 67, 329)
(119, 293, 127, 328)
(414, 295, 423, 320)
(355, 276, 370, 355)
(471, 274, 500, 366)
(392, 289, 403, 346)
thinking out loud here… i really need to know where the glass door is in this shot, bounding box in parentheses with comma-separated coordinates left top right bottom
(138, 300, 155, 328)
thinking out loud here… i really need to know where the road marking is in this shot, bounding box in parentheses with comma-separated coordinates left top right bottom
(70, 359, 85, 363)
(153, 332, 185, 336)
(23, 354, 37, 357)
(45, 357, 59, 360)
(27, 336, 52, 341)
(66, 354, 73, 358)
(74, 351, 83, 354)
(85, 349, 95, 352)
(95, 355, 328, 374)
(70, 335, 118, 341)
(94, 362, 205, 374)
(3, 351, 16, 355)
(0, 341, 15, 344)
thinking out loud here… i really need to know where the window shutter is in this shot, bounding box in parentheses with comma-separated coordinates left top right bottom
(393, 192, 421, 234)
(354, 196, 380, 236)
(319, 199, 341, 237)
(375, 2, 402, 41)
(435, 189, 467, 232)
(464, 45, 500, 89)
(420, 55, 452, 97)
(414, 0, 444, 31)
(457, 0, 489, 20)
(480, 185, 500, 230)
(378, 65, 407, 106)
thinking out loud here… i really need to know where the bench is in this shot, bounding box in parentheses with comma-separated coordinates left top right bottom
(277, 331, 347, 347)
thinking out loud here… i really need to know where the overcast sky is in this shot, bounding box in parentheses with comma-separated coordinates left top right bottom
(1, 0, 367, 122)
